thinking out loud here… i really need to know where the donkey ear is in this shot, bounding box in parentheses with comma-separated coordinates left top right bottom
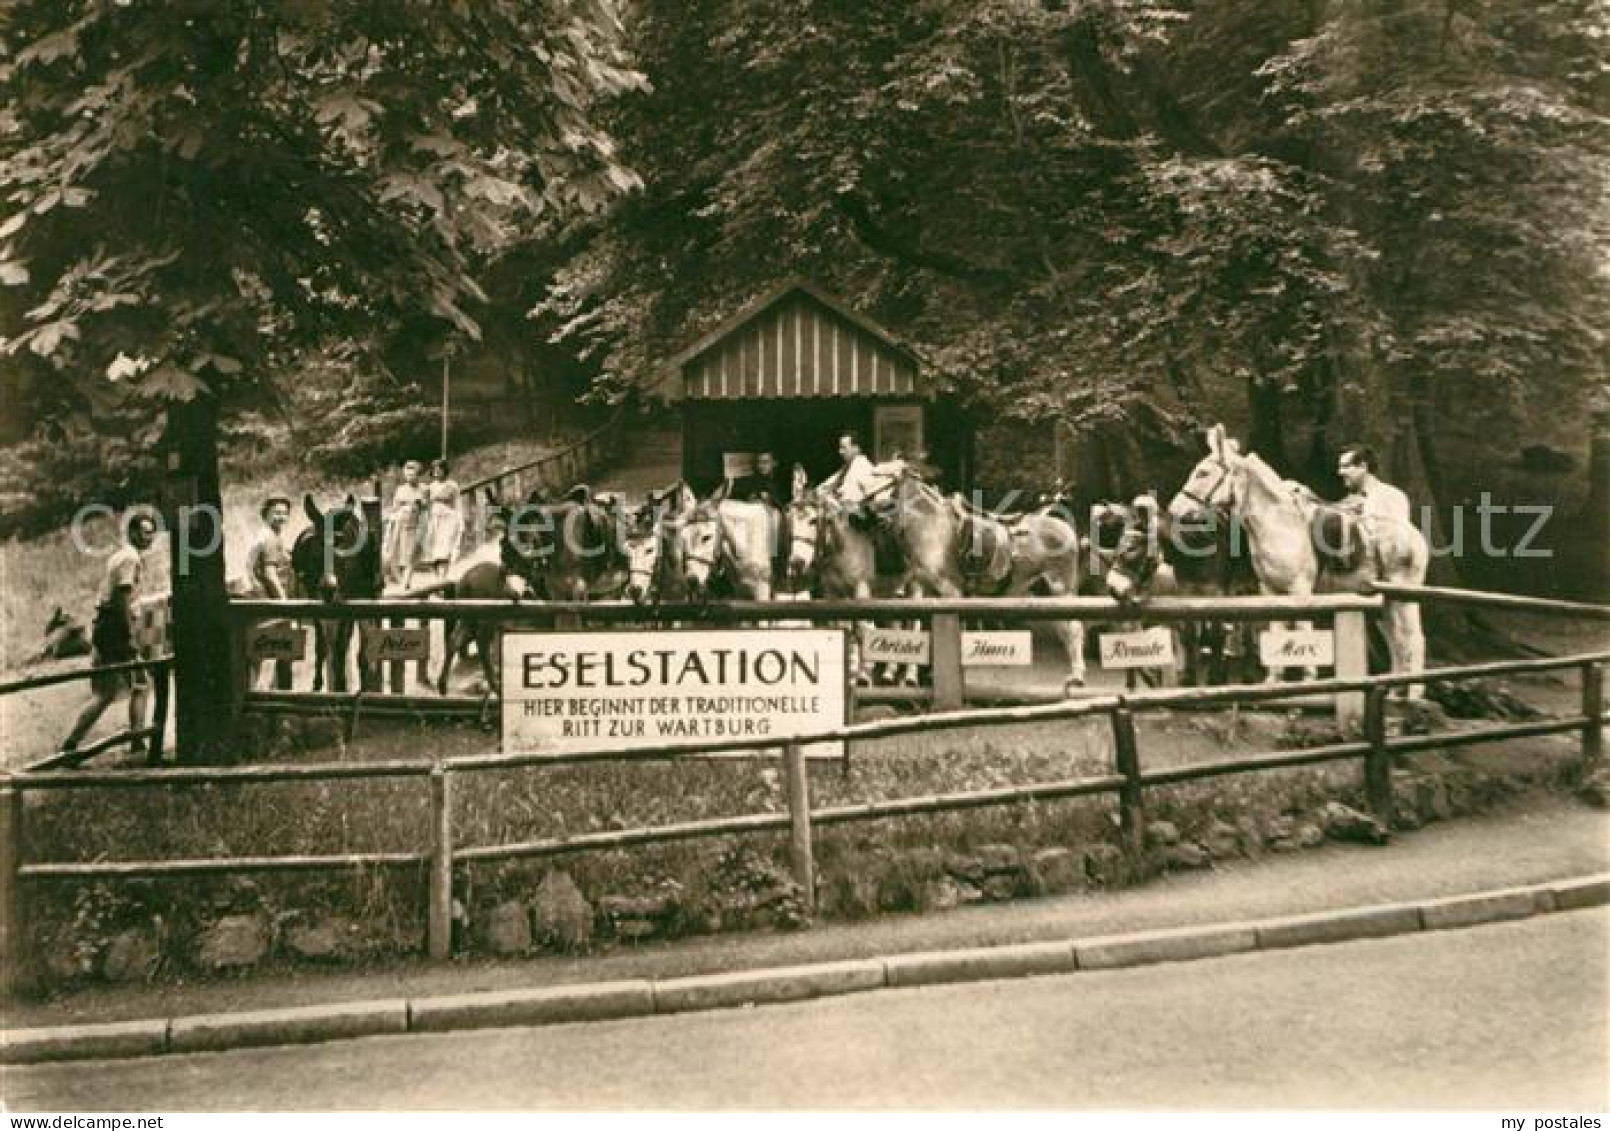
(304, 494, 323, 525)
(343, 493, 358, 510)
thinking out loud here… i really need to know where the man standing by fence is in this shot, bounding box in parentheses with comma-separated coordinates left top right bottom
(1338, 443, 1411, 575)
(59, 510, 159, 757)
(247, 494, 296, 690)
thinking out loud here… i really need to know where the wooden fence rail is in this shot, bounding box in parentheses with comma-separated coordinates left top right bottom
(3, 639, 1603, 993)
(229, 592, 1383, 723)
(228, 593, 1384, 622)
(461, 407, 627, 502)
(1372, 582, 1610, 621)
(1, 656, 174, 771)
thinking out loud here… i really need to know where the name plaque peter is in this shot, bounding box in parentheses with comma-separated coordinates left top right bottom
(502, 629, 848, 757)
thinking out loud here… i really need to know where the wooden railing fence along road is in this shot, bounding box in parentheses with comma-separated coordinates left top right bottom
(1, 584, 1604, 996)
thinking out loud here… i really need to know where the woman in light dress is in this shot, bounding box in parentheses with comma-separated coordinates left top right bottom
(383, 459, 428, 589)
(420, 458, 465, 580)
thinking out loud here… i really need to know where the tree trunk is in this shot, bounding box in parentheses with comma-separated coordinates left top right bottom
(1566, 409, 1610, 600)
(165, 396, 239, 764)
(1247, 377, 1289, 475)
(1394, 396, 1462, 588)
(1302, 364, 1340, 494)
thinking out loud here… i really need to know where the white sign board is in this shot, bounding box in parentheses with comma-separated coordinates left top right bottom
(961, 631, 1033, 667)
(722, 451, 757, 479)
(1259, 627, 1335, 670)
(362, 625, 431, 664)
(1099, 626, 1175, 670)
(247, 621, 306, 662)
(502, 629, 848, 757)
(864, 629, 930, 665)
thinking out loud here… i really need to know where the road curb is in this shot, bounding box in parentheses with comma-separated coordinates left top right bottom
(6, 872, 1607, 1065)
(884, 941, 1077, 988)
(1, 1018, 169, 1065)
(1549, 874, 1610, 910)
(169, 999, 409, 1054)
(1418, 885, 1553, 931)
(1253, 903, 1424, 951)
(653, 959, 884, 1014)
(1075, 923, 1258, 970)
(407, 980, 656, 1034)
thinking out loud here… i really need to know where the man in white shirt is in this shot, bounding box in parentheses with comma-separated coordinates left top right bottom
(820, 432, 883, 504)
(1338, 443, 1411, 573)
(61, 511, 158, 756)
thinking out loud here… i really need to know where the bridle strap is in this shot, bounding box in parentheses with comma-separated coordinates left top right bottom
(1180, 458, 1231, 510)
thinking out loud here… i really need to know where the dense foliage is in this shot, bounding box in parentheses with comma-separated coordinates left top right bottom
(3, 0, 1605, 529)
(542, 0, 1608, 495)
(0, 0, 642, 439)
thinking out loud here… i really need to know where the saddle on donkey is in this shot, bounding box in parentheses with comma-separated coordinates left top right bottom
(951, 509, 1015, 594)
(1289, 484, 1369, 574)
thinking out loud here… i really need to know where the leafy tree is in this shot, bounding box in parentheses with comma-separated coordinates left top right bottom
(1253, 0, 1609, 502)
(545, 0, 1606, 514)
(1, 0, 643, 758)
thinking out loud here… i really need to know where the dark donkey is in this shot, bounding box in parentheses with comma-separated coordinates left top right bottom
(291, 494, 381, 692)
(435, 492, 549, 696)
(524, 483, 628, 602)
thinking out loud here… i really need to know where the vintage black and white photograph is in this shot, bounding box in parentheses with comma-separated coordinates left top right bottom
(1, 0, 1606, 1115)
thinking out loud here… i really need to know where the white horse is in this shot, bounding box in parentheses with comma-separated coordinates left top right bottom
(1167, 424, 1429, 696)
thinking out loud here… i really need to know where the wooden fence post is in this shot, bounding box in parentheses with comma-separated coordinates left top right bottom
(1, 786, 29, 997)
(229, 610, 251, 721)
(1110, 706, 1145, 857)
(1334, 609, 1368, 732)
(1363, 686, 1393, 825)
(359, 625, 381, 694)
(783, 742, 816, 914)
(931, 613, 964, 711)
(428, 766, 454, 960)
(387, 616, 405, 694)
(149, 660, 171, 766)
(1583, 660, 1604, 771)
(416, 617, 430, 690)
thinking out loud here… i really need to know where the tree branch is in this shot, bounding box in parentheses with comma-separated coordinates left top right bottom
(832, 190, 1012, 286)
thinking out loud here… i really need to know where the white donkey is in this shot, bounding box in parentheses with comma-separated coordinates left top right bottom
(1167, 424, 1429, 696)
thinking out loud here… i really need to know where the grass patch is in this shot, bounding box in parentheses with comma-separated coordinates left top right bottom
(14, 656, 1590, 993)
(25, 707, 1504, 991)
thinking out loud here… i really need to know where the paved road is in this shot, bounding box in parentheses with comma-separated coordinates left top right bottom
(9, 908, 1605, 1112)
